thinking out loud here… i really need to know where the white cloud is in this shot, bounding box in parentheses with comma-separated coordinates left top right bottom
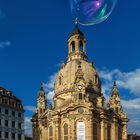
(99, 68, 140, 96)
(128, 119, 140, 135)
(43, 73, 57, 92)
(99, 68, 140, 135)
(43, 73, 57, 103)
(56, 61, 65, 67)
(46, 90, 54, 102)
(0, 41, 11, 49)
(24, 105, 36, 113)
(121, 98, 140, 134)
(122, 98, 140, 110)
(24, 117, 32, 137)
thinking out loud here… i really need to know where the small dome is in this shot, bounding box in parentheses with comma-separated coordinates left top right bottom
(54, 59, 101, 95)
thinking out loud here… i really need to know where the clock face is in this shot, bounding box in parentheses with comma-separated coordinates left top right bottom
(78, 108, 84, 114)
(78, 85, 82, 90)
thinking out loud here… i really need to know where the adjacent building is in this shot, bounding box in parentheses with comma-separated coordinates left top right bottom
(0, 86, 24, 140)
(32, 24, 128, 140)
(128, 134, 140, 140)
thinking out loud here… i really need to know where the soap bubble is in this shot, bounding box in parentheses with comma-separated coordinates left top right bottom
(70, 0, 117, 26)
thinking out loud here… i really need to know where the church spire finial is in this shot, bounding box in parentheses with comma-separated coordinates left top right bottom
(112, 81, 119, 96)
(75, 17, 79, 28)
(114, 80, 117, 87)
(40, 82, 44, 91)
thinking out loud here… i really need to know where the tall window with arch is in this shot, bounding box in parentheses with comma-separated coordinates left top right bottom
(59, 76, 62, 85)
(95, 74, 98, 84)
(93, 123, 98, 140)
(118, 125, 122, 140)
(64, 123, 68, 140)
(49, 126, 53, 140)
(107, 125, 111, 140)
(79, 41, 83, 52)
(71, 41, 75, 53)
(79, 93, 82, 100)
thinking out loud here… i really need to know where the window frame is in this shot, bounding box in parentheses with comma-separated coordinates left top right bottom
(64, 123, 68, 140)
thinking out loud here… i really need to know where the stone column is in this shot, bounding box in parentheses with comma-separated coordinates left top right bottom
(100, 119, 105, 140)
(111, 122, 116, 140)
(122, 122, 128, 140)
(55, 120, 60, 140)
(42, 126, 47, 140)
(69, 117, 76, 140)
(86, 117, 93, 140)
(111, 119, 118, 140)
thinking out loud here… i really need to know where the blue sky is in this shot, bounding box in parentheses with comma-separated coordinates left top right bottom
(0, 0, 140, 136)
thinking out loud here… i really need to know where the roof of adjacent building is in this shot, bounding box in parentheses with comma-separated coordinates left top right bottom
(0, 86, 24, 111)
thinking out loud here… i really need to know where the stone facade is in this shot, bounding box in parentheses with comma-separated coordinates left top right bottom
(0, 86, 24, 140)
(31, 25, 128, 140)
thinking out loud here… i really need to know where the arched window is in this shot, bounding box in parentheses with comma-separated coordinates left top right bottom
(95, 74, 98, 84)
(40, 108, 42, 114)
(49, 126, 53, 140)
(118, 125, 122, 140)
(107, 125, 111, 140)
(79, 41, 83, 52)
(64, 123, 68, 140)
(71, 41, 75, 53)
(79, 93, 82, 100)
(93, 123, 97, 140)
(59, 76, 62, 85)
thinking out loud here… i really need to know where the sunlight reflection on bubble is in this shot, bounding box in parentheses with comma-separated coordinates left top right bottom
(70, 0, 117, 26)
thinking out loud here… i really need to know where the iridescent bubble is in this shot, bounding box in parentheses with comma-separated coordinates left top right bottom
(70, 0, 117, 26)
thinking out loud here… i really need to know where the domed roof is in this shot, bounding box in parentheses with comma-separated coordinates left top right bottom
(54, 59, 101, 95)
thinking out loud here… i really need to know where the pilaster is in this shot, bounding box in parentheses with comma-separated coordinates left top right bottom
(69, 117, 76, 140)
(122, 122, 128, 140)
(100, 119, 105, 140)
(86, 117, 93, 140)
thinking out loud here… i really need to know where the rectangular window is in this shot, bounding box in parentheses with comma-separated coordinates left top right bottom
(0, 119, 1, 126)
(12, 133, 15, 139)
(93, 123, 97, 140)
(18, 112, 21, 117)
(12, 121, 15, 128)
(5, 120, 8, 127)
(107, 125, 111, 140)
(64, 136, 68, 140)
(12, 111, 15, 116)
(5, 132, 8, 139)
(18, 123, 21, 129)
(0, 131, 1, 138)
(5, 99, 8, 104)
(0, 108, 1, 113)
(2, 98, 4, 104)
(5, 109, 8, 115)
(18, 134, 21, 140)
(12, 101, 15, 107)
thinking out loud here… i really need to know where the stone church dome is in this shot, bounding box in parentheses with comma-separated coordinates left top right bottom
(54, 25, 101, 96)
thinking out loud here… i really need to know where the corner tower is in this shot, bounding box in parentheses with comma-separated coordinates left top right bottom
(37, 83, 46, 116)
